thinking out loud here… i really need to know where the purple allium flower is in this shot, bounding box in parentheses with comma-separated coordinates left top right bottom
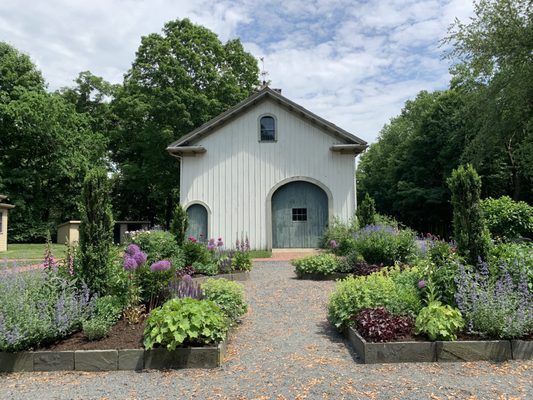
(125, 244, 141, 256)
(133, 250, 147, 266)
(418, 280, 427, 289)
(329, 239, 338, 249)
(207, 238, 216, 251)
(123, 255, 138, 271)
(150, 260, 171, 272)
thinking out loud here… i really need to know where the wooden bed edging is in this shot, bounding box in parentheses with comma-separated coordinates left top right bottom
(347, 327, 532, 364)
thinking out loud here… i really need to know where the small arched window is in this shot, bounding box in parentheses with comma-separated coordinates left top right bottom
(260, 115, 276, 142)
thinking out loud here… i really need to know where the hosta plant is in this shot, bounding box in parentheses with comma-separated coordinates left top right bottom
(353, 308, 414, 342)
(415, 301, 464, 341)
(143, 297, 228, 350)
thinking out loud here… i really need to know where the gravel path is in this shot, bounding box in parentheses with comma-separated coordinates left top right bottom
(1, 262, 531, 400)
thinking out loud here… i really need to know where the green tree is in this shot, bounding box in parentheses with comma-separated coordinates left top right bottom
(447, 164, 491, 265)
(357, 193, 376, 227)
(111, 18, 260, 227)
(445, 0, 533, 201)
(170, 203, 188, 245)
(79, 168, 114, 295)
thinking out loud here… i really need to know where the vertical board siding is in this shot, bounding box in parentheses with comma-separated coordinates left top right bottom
(181, 99, 357, 249)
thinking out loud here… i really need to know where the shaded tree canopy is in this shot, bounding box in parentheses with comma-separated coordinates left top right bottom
(110, 18, 260, 226)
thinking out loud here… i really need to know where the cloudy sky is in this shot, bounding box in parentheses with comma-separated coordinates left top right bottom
(0, 0, 473, 143)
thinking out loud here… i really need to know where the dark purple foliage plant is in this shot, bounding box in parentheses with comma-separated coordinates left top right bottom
(352, 307, 414, 343)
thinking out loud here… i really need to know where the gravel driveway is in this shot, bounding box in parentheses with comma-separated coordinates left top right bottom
(1, 261, 531, 400)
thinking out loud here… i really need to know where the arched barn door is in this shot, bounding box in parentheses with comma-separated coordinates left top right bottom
(272, 181, 328, 248)
(186, 204, 208, 241)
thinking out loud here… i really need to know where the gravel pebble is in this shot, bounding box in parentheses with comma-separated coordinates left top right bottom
(1, 261, 531, 400)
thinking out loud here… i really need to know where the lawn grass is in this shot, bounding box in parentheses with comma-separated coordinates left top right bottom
(0, 243, 66, 260)
(249, 250, 272, 258)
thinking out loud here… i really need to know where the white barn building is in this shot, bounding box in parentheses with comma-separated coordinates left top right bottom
(167, 87, 367, 250)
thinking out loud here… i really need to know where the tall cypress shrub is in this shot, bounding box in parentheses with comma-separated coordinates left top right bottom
(358, 193, 377, 227)
(170, 203, 188, 245)
(447, 164, 491, 265)
(79, 168, 114, 295)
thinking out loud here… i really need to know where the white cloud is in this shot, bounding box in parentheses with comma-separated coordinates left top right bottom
(0, 0, 474, 143)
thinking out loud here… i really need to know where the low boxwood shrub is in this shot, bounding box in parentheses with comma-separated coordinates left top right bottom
(415, 301, 464, 341)
(292, 253, 339, 277)
(143, 297, 228, 349)
(352, 308, 414, 342)
(182, 238, 213, 266)
(328, 267, 423, 329)
(202, 278, 248, 322)
(353, 225, 417, 265)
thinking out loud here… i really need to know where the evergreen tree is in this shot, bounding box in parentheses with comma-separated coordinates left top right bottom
(447, 164, 491, 265)
(170, 203, 188, 245)
(79, 168, 114, 295)
(358, 193, 377, 227)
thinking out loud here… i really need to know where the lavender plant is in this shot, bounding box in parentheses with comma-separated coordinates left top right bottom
(166, 274, 204, 300)
(0, 266, 94, 351)
(455, 262, 532, 339)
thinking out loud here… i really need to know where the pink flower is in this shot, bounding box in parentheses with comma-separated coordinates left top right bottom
(329, 239, 338, 249)
(188, 236, 197, 243)
(217, 237, 224, 247)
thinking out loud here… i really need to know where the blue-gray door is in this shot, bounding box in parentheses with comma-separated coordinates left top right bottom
(272, 181, 328, 248)
(186, 204, 208, 242)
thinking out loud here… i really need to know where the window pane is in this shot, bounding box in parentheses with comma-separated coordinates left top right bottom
(260, 116, 276, 141)
(292, 208, 307, 221)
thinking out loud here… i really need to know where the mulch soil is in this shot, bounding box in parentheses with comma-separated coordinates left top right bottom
(40, 319, 145, 351)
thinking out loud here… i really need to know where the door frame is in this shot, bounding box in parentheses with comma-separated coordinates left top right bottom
(266, 176, 333, 250)
(184, 200, 211, 241)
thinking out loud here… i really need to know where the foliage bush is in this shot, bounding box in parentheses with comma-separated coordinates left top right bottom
(352, 225, 418, 265)
(328, 267, 423, 329)
(82, 319, 112, 341)
(79, 168, 114, 296)
(447, 164, 492, 265)
(143, 297, 228, 350)
(0, 268, 94, 352)
(93, 295, 123, 325)
(357, 193, 377, 227)
(415, 301, 464, 341)
(233, 236, 252, 271)
(321, 218, 357, 256)
(292, 253, 339, 277)
(480, 196, 533, 241)
(353, 308, 414, 343)
(192, 261, 218, 276)
(455, 263, 532, 339)
(127, 230, 184, 269)
(202, 278, 248, 322)
(182, 238, 213, 266)
(488, 242, 533, 289)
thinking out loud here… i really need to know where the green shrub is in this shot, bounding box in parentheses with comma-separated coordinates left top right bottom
(182, 238, 213, 266)
(128, 230, 184, 268)
(447, 164, 492, 265)
(374, 213, 399, 228)
(321, 218, 357, 256)
(94, 295, 123, 325)
(82, 319, 112, 341)
(481, 196, 533, 241)
(192, 261, 218, 276)
(233, 249, 252, 271)
(79, 168, 114, 296)
(328, 268, 423, 329)
(353, 225, 417, 265)
(488, 242, 533, 289)
(292, 253, 339, 277)
(202, 278, 248, 322)
(357, 193, 376, 227)
(143, 297, 228, 349)
(170, 203, 188, 245)
(415, 301, 464, 341)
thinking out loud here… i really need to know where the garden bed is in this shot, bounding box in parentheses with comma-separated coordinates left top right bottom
(347, 327, 531, 364)
(0, 320, 230, 372)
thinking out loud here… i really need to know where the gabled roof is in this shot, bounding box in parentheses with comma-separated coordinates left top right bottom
(167, 86, 367, 151)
